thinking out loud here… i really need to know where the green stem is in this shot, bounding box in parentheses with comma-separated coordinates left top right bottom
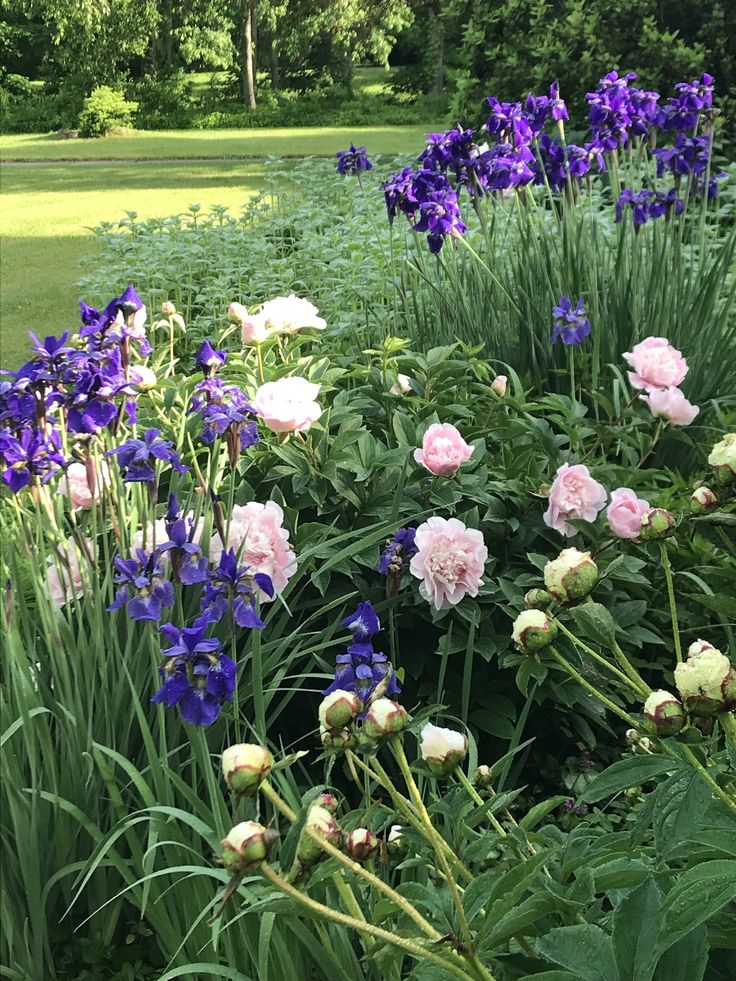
(260, 864, 478, 981)
(549, 647, 639, 728)
(554, 620, 650, 697)
(659, 542, 683, 664)
(455, 768, 508, 839)
(719, 711, 736, 751)
(675, 744, 736, 816)
(331, 872, 374, 952)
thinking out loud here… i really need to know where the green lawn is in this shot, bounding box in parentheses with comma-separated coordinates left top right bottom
(0, 124, 428, 367)
(0, 125, 430, 162)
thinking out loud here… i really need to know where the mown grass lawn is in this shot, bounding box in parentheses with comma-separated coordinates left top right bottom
(0, 124, 428, 367)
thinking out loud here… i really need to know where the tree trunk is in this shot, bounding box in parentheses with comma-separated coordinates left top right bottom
(163, 0, 173, 74)
(432, 10, 444, 95)
(242, 0, 256, 108)
(270, 41, 280, 91)
(251, 3, 258, 98)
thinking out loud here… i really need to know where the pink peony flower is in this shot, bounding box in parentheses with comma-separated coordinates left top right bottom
(409, 516, 487, 609)
(57, 460, 109, 510)
(253, 376, 322, 433)
(491, 375, 508, 396)
(607, 488, 650, 540)
(413, 423, 475, 478)
(643, 387, 700, 426)
(623, 337, 688, 391)
(544, 463, 608, 537)
(47, 537, 94, 607)
(390, 374, 412, 395)
(210, 501, 297, 599)
(241, 313, 270, 345)
(258, 295, 326, 333)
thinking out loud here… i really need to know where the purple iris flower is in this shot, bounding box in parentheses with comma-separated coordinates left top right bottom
(324, 641, 400, 703)
(152, 614, 235, 726)
(336, 144, 373, 176)
(379, 528, 418, 576)
(658, 73, 714, 132)
(342, 600, 381, 641)
(419, 127, 476, 179)
(79, 285, 145, 339)
(195, 340, 227, 378)
(653, 134, 711, 178)
(190, 379, 259, 461)
(200, 548, 273, 630)
(412, 170, 467, 253)
(107, 549, 175, 621)
(108, 428, 188, 483)
(586, 71, 638, 149)
(159, 518, 209, 585)
(0, 426, 64, 491)
(382, 167, 419, 223)
(485, 98, 533, 145)
(615, 188, 656, 226)
(548, 81, 569, 122)
(551, 296, 591, 346)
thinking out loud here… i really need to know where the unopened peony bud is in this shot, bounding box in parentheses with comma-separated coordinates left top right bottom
(363, 698, 408, 740)
(345, 828, 379, 861)
(319, 690, 362, 732)
(643, 689, 686, 736)
(689, 486, 718, 514)
(639, 508, 675, 540)
(674, 645, 736, 716)
(543, 548, 598, 604)
(688, 639, 717, 658)
(420, 723, 467, 777)
(221, 744, 273, 796)
(387, 824, 405, 853)
(161, 300, 176, 316)
(320, 725, 355, 751)
(625, 728, 640, 744)
(491, 375, 508, 396)
(390, 374, 412, 395)
(524, 588, 553, 611)
(707, 433, 736, 484)
(128, 364, 157, 391)
(512, 609, 557, 653)
(474, 765, 494, 789)
(315, 792, 339, 814)
(624, 786, 642, 803)
(632, 736, 657, 754)
(221, 821, 276, 874)
(297, 804, 342, 864)
(228, 301, 249, 323)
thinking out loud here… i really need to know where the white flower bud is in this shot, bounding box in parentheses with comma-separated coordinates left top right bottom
(390, 373, 412, 395)
(221, 744, 273, 796)
(643, 689, 685, 736)
(674, 646, 735, 716)
(319, 690, 362, 731)
(639, 507, 675, 540)
(708, 433, 736, 484)
(161, 300, 176, 316)
(512, 609, 557, 653)
(345, 828, 379, 861)
(689, 486, 718, 514)
(298, 804, 342, 865)
(490, 375, 507, 396)
(543, 548, 598, 604)
(128, 364, 157, 392)
(221, 820, 276, 874)
(363, 698, 408, 740)
(420, 723, 467, 777)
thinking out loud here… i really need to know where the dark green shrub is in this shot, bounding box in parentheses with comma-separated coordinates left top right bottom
(77, 85, 138, 137)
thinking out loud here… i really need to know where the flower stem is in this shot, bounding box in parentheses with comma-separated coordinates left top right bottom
(554, 620, 650, 696)
(719, 711, 736, 751)
(675, 743, 736, 815)
(659, 542, 683, 664)
(455, 768, 508, 838)
(548, 647, 639, 728)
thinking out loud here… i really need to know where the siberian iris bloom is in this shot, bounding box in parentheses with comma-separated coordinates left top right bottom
(657, 74, 714, 132)
(66, 348, 127, 434)
(108, 428, 188, 483)
(342, 600, 381, 641)
(0, 426, 64, 491)
(325, 601, 400, 701)
(382, 167, 419, 222)
(152, 615, 236, 726)
(615, 188, 656, 226)
(653, 134, 711, 178)
(200, 548, 273, 629)
(107, 549, 174, 621)
(379, 528, 418, 576)
(551, 297, 591, 346)
(190, 379, 259, 462)
(336, 144, 373, 176)
(586, 71, 638, 149)
(485, 98, 532, 145)
(159, 516, 209, 584)
(412, 170, 467, 253)
(419, 127, 476, 179)
(79, 285, 147, 345)
(195, 340, 227, 377)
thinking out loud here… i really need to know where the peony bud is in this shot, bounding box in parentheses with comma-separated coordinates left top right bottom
(524, 588, 553, 611)
(707, 433, 736, 484)
(543, 548, 598, 605)
(639, 507, 675, 540)
(363, 698, 408, 740)
(387, 824, 405, 853)
(632, 736, 657, 754)
(420, 723, 467, 777)
(228, 301, 249, 323)
(221, 744, 273, 796)
(625, 728, 640, 744)
(689, 486, 718, 514)
(688, 639, 717, 658)
(319, 690, 362, 732)
(315, 792, 339, 814)
(491, 375, 508, 397)
(390, 373, 412, 396)
(674, 645, 736, 716)
(512, 609, 557, 653)
(320, 725, 355, 751)
(127, 364, 157, 392)
(161, 300, 176, 316)
(297, 804, 342, 865)
(221, 820, 276, 874)
(345, 828, 379, 862)
(474, 765, 494, 789)
(643, 689, 686, 736)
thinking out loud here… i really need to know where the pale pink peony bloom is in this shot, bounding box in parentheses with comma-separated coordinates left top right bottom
(643, 387, 700, 426)
(57, 460, 109, 510)
(390, 374, 412, 395)
(46, 537, 94, 607)
(413, 423, 475, 478)
(607, 488, 650, 540)
(228, 301, 249, 323)
(409, 516, 488, 609)
(258, 295, 326, 333)
(241, 313, 270, 345)
(544, 463, 608, 537)
(623, 337, 688, 391)
(253, 376, 322, 433)
(491, 375, 508, 396)
(210, 501, 297, 599)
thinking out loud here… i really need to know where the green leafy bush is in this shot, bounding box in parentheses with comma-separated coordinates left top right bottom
(77, 85, 138, 138)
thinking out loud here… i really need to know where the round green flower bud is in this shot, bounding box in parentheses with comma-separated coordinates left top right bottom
(221, 821, 276, 875)
(674, 646, 735, 716)
(315, 792, 339, 814)
(689, 486, 718, 514)
(420, 723, 467, 778)
(707, 433, 736, 484)
(221, 744, 273, 796)
(512, 609, 558, 653)
(363, 698, 408, 740)
(320, 725, 355, 751)
(345, 828, 379, 862)
(319, 690, 362, 732)
(161, 300, 177, 317)
(639, 508, 676, 540)
(474, 765, 494, 789)
(643, 689, 686, 736)
(297, 804, 342, 865)
(524, 588, 553, 611)
(387, 824, 405, 854)
(543, 548, 599, 605)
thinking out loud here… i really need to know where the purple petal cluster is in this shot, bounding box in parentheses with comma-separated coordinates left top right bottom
(190, 379, 259, 461)
(152, 614, 235, 726)
(615, 188, 684, 226)
(0, 426, 65, 492)
(383, 167, 466, 253)
(379, 528, 417, 576)
(195, 340, 227, 377)
(107, 548, 175, 621)
(336, 143, 373, 176)
(551, 297, 591, 347)
(324, 601, 400, 703)
(657, 73, 714, 132)
(108, 428, 188, 483)
(653, 134, 711, 179)
(201, 548, 273, 629)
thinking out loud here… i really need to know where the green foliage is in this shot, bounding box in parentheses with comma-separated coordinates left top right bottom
(78, 85, 139, 137)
